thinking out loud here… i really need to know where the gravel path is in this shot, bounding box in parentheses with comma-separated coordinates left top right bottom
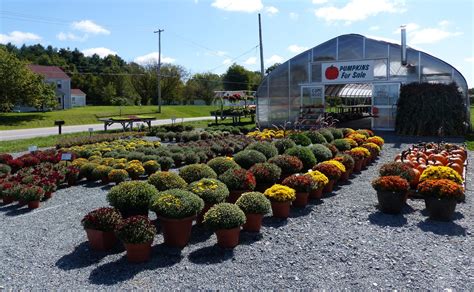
(0, 133, 472, 290)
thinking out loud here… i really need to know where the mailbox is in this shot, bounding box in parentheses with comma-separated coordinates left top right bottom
(54, 120, 65, 134)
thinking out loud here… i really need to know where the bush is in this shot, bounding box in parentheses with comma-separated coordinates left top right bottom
(249, 163, 282, 184)
(342, 128, 355, 137)
(323, 143, 339, 157)
(157, 156, 174, 171)
(127, 152, 145, 162)
(149, 189, 204, 219)
(284, 146, 317, 171)
(318, 129, 334, 142)
(417, 179, 464, 200)
(0, 164, 11, 176)
(281, 174, 313, 192)
(379, 162, 415, 183)
(125, 161, 145, 179)
(148, 171, 187, 191)
(268, 155, 303, 175)
(107, 181, 158, 212)
(288, 133, 311, 146)
(184, 152, 200, 165)
(263, 184, 296, 202)
(203, 203, 246, 230)
(308, 144, 333, 162)
(108, 169, 129, 184)
(218, 168, 256, 191)
(305, 131, 327, 144)
(419, 166, 463, 184)
(372, 176, 409, 193)
(312, 163, 342, 181)
(81, 207, 122, 231)
(233, 150, 267, 169)
(20, 185, 44, 202)
(236, 192, 271, 214)
(116, 216, 156, 244)
(171, 153, 185, 167)
(187, 178, 229, 204)
(334, 154, 355, 171)
(0, 154, 13, 164)
(245, 142, 278, 159)
(328, 128, 344, 139)
(143, 160, 161, 175)
(273, 139, 297, 155)
(80, 163, 99, 181)
(332, 139, 351, 151)
(179, 164, 217, 183)
(92, 165, 113, 182)
(207, 157, 240, 175)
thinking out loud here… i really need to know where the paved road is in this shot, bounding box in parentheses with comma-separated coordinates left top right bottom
(0, 116, 215, 141)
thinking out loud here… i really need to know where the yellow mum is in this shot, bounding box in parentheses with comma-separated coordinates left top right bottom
(264, 184, 296, 202)
(420, 166, 463, 184)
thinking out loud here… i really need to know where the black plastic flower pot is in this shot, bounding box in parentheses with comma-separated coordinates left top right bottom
(376, 191, 407, 214)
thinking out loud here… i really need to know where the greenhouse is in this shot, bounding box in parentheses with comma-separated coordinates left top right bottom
(256, 33, 470, 130)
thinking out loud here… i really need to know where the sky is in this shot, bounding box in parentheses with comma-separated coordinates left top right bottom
(1, 0, 473, 87)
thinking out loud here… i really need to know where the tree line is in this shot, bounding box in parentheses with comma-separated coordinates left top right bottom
(0, 43, 265, 111)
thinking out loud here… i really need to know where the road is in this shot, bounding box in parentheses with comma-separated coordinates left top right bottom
(0, 116, 215, 141)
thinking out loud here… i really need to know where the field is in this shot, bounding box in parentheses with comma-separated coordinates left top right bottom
(0, 105, 218, 130)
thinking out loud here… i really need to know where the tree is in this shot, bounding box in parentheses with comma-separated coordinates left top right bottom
(265, 63, 281, 75)
(160, 64, 187, 104)
(185, 72, 222, 105)
(222, 63, 250, 91)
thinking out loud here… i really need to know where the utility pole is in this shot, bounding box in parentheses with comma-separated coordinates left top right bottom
(258, 13, 264, 79)
(154, 29, 164, 113)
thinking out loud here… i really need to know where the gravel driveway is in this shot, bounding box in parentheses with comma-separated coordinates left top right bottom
(0, 133, 472, 290)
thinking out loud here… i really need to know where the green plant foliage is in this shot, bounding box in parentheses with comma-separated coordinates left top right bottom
(81, 207, 122, 232)
(305, 131, 327, 144)
(235, 191, 271, 214)
(248, 162, 282, 184)
(284, 146, 317, 171)
(0, 164, 11, 176)
(288, 133, 312, 146)
(207, 157, 241, 175)
(328, 128, 344, 139)
(332, 139, 352, 151)
(203, 203, 246, 230)
(116, 216, 156, 244)
(157, 156, 174, 170)
(318, 129, 334, 142)
(179, 164, 217, 183)
(245, 142, 278, 159)
(148, 171, 187, 191)
(396, 82, 468, 136)
(107, 181, 158, 211)
(149, 189, 204, 219)
(308, 144, 333, 162)
(233, 150, 267, 169)
(272, 138, 297, 155)
(187, 178, 229, 204)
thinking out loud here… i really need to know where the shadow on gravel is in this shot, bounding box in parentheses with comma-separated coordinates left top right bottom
(188, 245, 234, 264)
(417, 219, 467, 236)
(290, 206, 314, 218)
(0, 203, 21, 212)
(5, 206, 31, 216)
(240, 232, 263, 245)
(56, 241, 124, 270)
(308, 199, 324, 206)
(368, 211, 408, 227)
(88, 243, 183, 285)
(101, 184, 113, 191)
(420, 209, 465, 220)
(188, 224, 213, 244)
(83, 181, 104, 189)
(262, 216, 288, 228)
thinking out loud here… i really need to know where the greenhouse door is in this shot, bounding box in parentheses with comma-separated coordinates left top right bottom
(301, 86, 325, 109)
(372, 83, 400, 130)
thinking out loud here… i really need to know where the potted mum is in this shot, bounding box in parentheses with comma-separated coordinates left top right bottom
(268, 155, 303, 182)
(218, 168, 256, 203)
(148, 171, 188, 191)
(0, 181, 15, 205)
(187, 178, 229, 224)
(306, 170, 329, 199)
(236, 191, 271, 232)
(81, 207, 122, 251)
(126, 161, 145, 180)
(347, 148, 367, 172)
(20, 185, 45, 209)
(371, 176, 410, 214)
(108, 169, 129, 185)
(203, 203, 246, 249)
(149, 189, 204, 247)
(249, 163, 282, 192)
(379, 162, 416, 188)
(116, 216, 156, 263)
(321, 160, 346, 183)
(312, 163, 342, 193)
(263, 184, 296, 219)
(207, 157, 240, 176)
(350, 147, 371, 169)
(334, 154, 355, 180)
(143, 160, 161, 176)
(419, 166, 463, 185)
(65, 166, 80, 186)
(281, 174, 313, 207)
(92, 165, 113, 184)
(417, 179, 464, 221)
(106, 181, 158, 218)
(179, 164, 217, 183)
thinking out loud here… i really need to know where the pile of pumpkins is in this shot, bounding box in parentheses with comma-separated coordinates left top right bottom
(394, 142, 467, 187)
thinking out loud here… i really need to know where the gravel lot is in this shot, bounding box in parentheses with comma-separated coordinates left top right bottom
(0, 133, 472, 290)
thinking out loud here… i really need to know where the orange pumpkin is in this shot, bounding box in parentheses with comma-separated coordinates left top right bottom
(410, 168, 420, 188)
(448, 162, 463, 176)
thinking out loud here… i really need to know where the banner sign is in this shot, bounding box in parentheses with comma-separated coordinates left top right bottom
(322, 60, 374, 83)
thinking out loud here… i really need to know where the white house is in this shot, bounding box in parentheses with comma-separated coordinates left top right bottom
(71, 88, 87, 107)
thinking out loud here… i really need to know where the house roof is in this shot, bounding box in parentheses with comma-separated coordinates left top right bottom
(27, 65, 70, 80)
(71, 89, 86, 96)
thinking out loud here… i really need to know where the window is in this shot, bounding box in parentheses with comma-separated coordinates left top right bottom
(72, 97, 76, 104)
(57, 81, 62, 89)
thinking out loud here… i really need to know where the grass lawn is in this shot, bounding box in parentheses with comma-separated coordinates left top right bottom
(467, 106, 474, 150)
(0, 105, 219, 130)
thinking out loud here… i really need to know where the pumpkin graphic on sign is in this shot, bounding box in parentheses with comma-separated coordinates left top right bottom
(325, 65, 339, 80)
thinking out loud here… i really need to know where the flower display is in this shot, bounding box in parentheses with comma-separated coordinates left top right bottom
(108, 169, 129, 184)
(218, 168, 256, 191)
(263, 184, 296, 202)
(306, 170, 329, 190)
(417, 179, 464, 200)
(361, 142, 381, 156)
(379, 162, 415, 183)
(281, 174, 313, 192)
(371, 176, 409, 193)
(149, 189, 204, 219)
(366, 136, 384, 147)
(312, 163, 342, 181)
(346, 133, 367, 145)
(348, 147, 371, 161)
(143, 160, 160, 175)
(115, 215, 156, 244)
(334, 154, 355, 171)
(126, 161, 145, 179)
(419, 166, 463, 184)
(81, 207, 122, 231)
(187, 178, 229, 204)
(248, 163, 282, 184)
(268, 155, 303, 175)
(321, 160, 346, 173)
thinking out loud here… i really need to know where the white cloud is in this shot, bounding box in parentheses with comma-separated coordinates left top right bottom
(211, 0, 263, 13)
(82, 47, 117, 58)
(134, 52, 176, 65)
(288, 44, 309, 54)
(244, 57, 257, 65)
(409, 28, 462, 45)
(72, 20, 110, 35)
(223, 58, 232, 65)
(266, 55, 284, 66)
(216, 51, 227, 57)
(438, 20, 450, 27)
(369, 25, 380, 31)
(265, 6, 279, 15)
(289, 12, 299, 20)
(393, 22, 420, 33)
(315, 0, 405, 24)
(312, 0, 328, 4)
(0, 31, 41, 45)
(57, 32, 87, 42)
(465, 57, 474, 63)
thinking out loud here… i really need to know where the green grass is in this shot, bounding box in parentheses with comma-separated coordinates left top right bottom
(466, 106, 474, 150)
(0, 105, 219, 130)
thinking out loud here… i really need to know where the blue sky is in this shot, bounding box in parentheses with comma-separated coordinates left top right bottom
(1, 0, 473, 87)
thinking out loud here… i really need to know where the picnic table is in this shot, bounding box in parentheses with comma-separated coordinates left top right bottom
(98, 116, 156, 131)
